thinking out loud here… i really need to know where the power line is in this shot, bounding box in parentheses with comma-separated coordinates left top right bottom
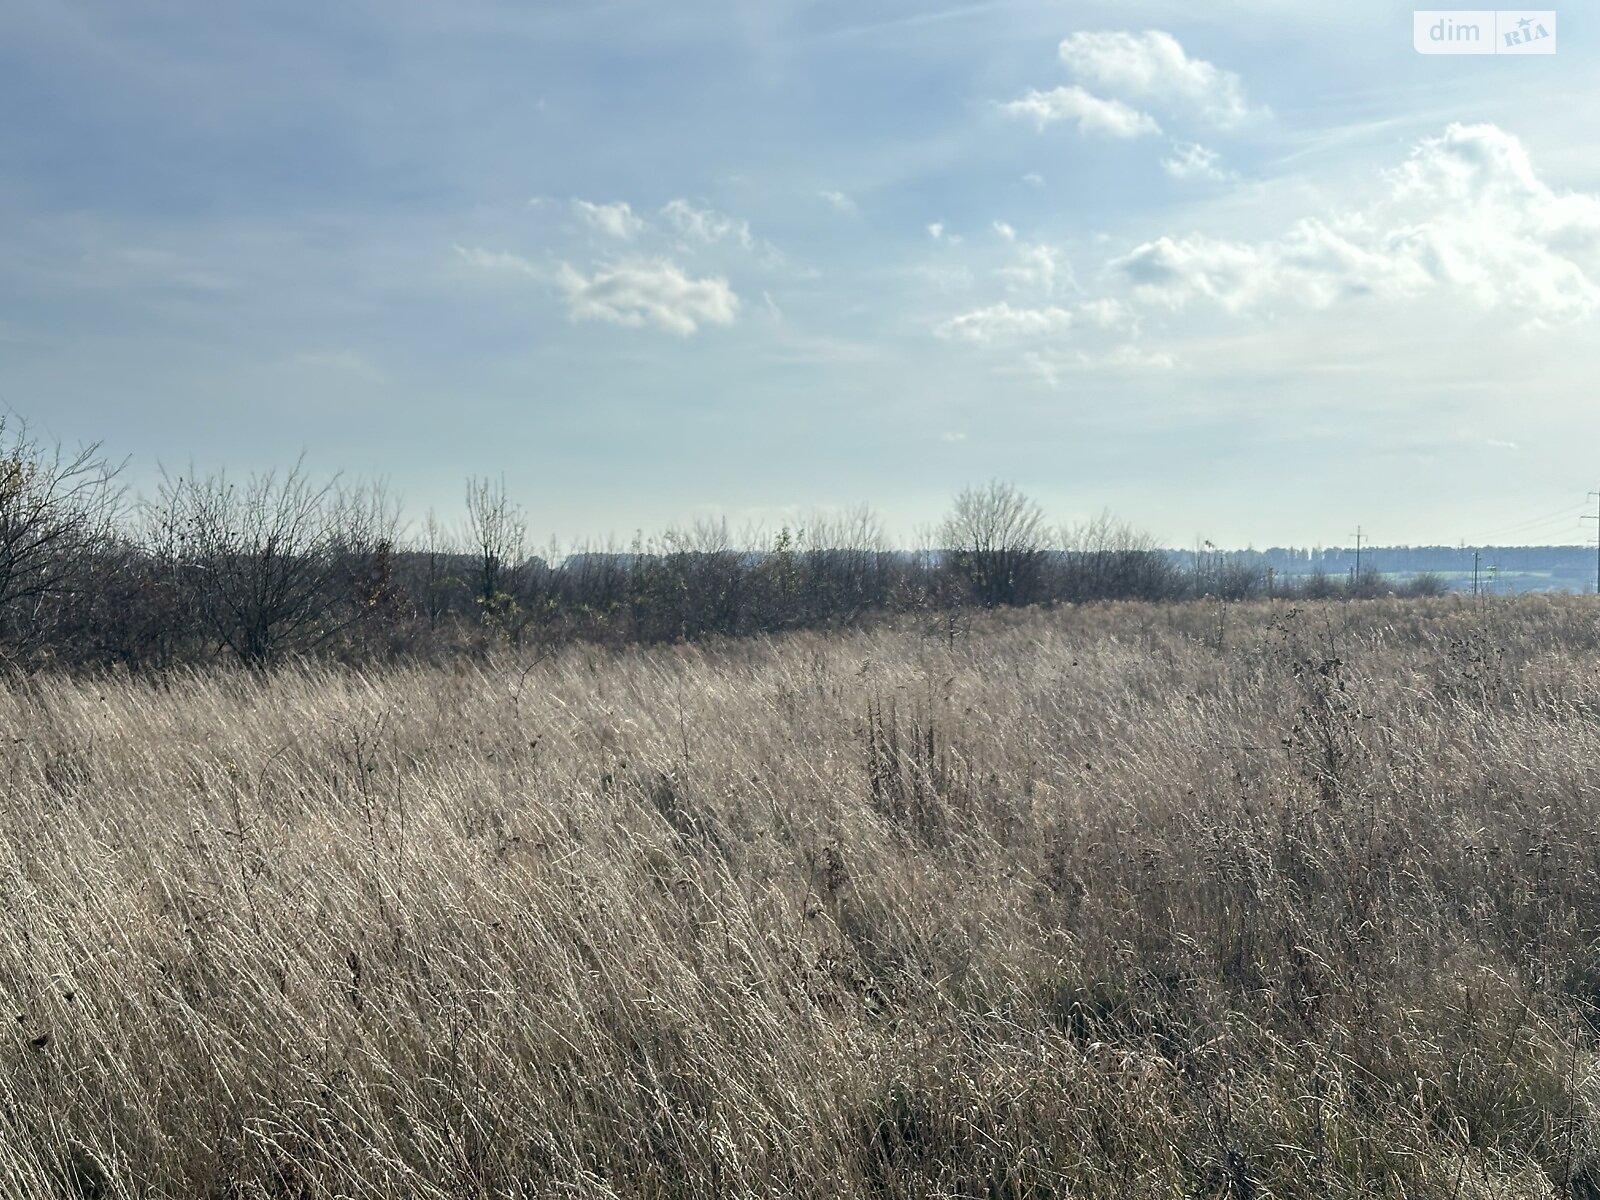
(1477, 512, 1588, 542)
(1477, 504, 1588, 539)
(1474, 492, 1596, 539)
(1477, 521, 1559, 541)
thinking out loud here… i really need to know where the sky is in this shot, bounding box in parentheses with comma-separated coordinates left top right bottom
(2, 0, 1598, 550)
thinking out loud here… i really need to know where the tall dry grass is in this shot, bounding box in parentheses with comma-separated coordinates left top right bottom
(2, 597, 1600, 1197)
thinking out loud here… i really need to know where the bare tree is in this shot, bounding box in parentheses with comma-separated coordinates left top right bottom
(1058, 512, 1181, 602)
(149, 459, 394, 667)
(800, 504, 894, 623)
(667, 518, 745, 639)
(0, 418, 123, 665)
(337, 479, 408, 648)
(463, 475, 526, 616)
(555, 535, 632, 637)
(940, 481, 1049, 607)
(416, 508, 463, 629)
(1190, 539, 1268, 601)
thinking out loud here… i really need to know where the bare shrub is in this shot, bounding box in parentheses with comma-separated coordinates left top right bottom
(1402, 570, 1450, 598)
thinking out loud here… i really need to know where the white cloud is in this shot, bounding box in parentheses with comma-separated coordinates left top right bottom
(928, 222, 945, 240)
(934, 125, 1600, 390)
(1112, 124, 1600, 323)
(1076, 298, 1138, 331)
(573, 199, 645, 240)
(1100, 344, 1179, 369)
(1019, 344, 1178, 385)
(1455, 430, 1519, 451)
(935, 302, 1077, 343)
(916, 264, 975, 293)
(820, 190, 859, 215)
(998, 241, 1068, 297)
(556, 258, 739, 335)
(1001, 85, 1159, 139)
(1113, 233, 1294, 312)
(661, 199, 754, 249)
(1113, 221, 1438, 313)
(1022, 173, 1046, 187)
(985, 224, 1073, 296)
(455, 245, 542, 276)
(933, 295, 1136, 362)
(1162, 142, 1230, 181)
(1057, 30, 1252, 128)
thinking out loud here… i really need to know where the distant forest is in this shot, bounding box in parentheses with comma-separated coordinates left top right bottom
(1172, 545, 1599, 595)
(3, 417, 1593, 672)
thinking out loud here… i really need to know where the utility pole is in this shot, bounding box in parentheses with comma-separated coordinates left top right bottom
(1472, 549, 1481, 597)
(1585, 492, 1600, 595)
(1350, 525, 1365, 593)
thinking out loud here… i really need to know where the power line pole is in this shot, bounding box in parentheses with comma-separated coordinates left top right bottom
(1585, 492, 1600, 595)
(1472, 549, 1481, 597)
(1351, 525, 1364, 589)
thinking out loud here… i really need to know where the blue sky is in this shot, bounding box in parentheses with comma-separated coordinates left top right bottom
(3, 0, 1598, 548)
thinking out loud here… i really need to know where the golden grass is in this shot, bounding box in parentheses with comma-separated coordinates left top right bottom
(3, 597, 1600, 1197)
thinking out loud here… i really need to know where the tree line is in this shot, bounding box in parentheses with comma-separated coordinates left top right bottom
(1, 420, 1443, 672)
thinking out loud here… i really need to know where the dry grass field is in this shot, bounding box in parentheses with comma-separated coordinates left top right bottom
(5, 597, 1600, 1198)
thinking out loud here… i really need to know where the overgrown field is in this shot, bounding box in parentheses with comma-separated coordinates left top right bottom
(5, 598, 1600, 1198)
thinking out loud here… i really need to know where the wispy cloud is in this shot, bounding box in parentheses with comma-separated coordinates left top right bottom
(998, 241, 1068, 297)
(984, 223, 1073, 296)
(455, 246, 543, 277)
(556, 258, 739, 335)
(573, 199, 646, 240)
(1162, 142, 1232, 182)
(935, 302, 1077, 343)
(819, 190, 860, 216)
(661, 199, 755, 250)
(1001, 85, 1160, 138)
